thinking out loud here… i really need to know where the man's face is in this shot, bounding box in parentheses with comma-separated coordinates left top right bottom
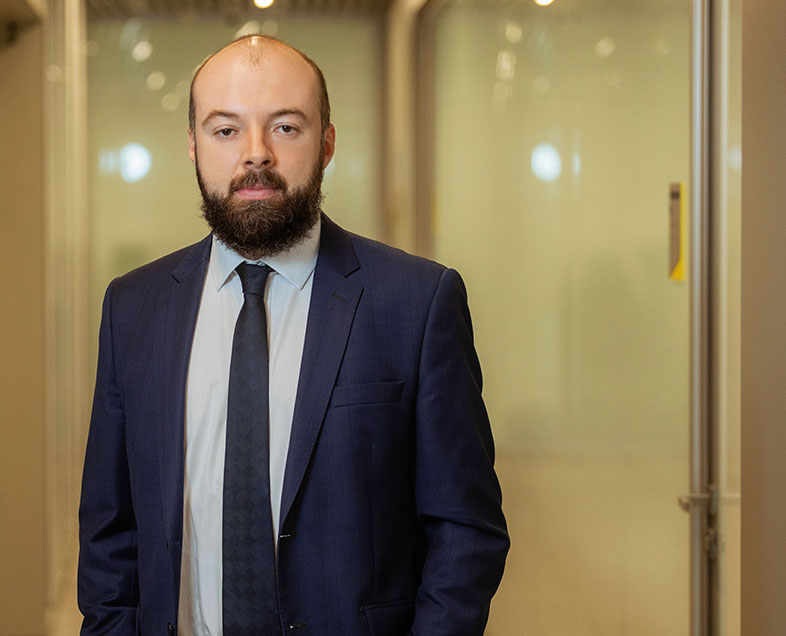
(188, 39, 335, 258)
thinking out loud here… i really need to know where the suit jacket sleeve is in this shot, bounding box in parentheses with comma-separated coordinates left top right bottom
(410, 268, 509, 635)
(78, 281, 139, 635)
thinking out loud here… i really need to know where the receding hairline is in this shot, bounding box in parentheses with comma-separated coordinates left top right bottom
(188, 35, 331, 132)
(195, 35, 291, 80)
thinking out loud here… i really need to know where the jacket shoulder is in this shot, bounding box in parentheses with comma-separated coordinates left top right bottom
(107, 235, 212, 298)
(352, 233, 445, 274)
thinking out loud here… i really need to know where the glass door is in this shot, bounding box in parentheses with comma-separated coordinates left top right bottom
(419, 1, 693, 633)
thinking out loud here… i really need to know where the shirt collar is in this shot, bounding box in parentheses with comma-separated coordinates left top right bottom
(210, 218, 321, 292)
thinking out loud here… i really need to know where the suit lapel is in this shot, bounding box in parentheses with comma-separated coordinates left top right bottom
(279, 216, 362, 528)
(155, 236, 212, 554)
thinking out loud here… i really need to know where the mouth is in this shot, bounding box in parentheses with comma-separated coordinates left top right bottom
(233, 187, 280, 200)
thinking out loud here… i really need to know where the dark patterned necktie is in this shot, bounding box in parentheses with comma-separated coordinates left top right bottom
(223, 262, 281, 635)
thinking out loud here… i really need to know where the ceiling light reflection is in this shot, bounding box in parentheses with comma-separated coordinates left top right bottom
(572, 153, 581, 176)
(496, 50, 516, 81)
(595, 37, 616, 58)
(119, 143, 152, 183)
(132, 40, 153, 62)
(235, 21, 261, 38)
(254, 0, 275, 8)
(534, 0, 554, 6)
(146, 71, 166, 91)
(161, 93, 181, 112)
(505, 21, 523, 43)
(262, 20, 279, 35)
(531, 144, 562, 182)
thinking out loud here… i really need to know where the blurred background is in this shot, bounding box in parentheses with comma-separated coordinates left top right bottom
(7, 0, 785, 634)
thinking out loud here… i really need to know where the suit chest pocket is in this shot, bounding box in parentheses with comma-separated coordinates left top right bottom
(329, 381, 404, 408)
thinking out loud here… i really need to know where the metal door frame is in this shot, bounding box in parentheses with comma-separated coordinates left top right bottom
(688, 1, 719, 635)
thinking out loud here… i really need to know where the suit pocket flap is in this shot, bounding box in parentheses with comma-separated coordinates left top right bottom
(329, 381, 404, 407)
(361, 598, 415, 636)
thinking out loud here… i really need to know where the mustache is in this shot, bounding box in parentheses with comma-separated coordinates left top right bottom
(229, 168, 287, 193)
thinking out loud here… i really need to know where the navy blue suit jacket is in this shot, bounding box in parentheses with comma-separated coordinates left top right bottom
(78, 216, 509, 636)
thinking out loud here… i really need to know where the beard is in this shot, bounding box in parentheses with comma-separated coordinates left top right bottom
(196, 149, 324, 259)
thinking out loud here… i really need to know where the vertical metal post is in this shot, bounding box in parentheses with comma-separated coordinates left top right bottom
(690, 0, 711, 634)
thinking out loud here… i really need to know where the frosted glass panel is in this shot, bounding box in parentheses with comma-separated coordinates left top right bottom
(427, 4, 691, 634)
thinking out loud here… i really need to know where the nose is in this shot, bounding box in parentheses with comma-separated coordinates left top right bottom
(243, 127, 274, 169)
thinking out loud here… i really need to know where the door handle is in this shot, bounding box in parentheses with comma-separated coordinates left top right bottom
(678, 485, 717, 515)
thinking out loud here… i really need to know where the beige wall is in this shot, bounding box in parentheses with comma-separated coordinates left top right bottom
(0, 24, 46, 636)
(741, 0, 786, 633)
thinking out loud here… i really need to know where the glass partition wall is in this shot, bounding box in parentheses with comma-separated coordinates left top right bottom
(419, 1, 693, 634)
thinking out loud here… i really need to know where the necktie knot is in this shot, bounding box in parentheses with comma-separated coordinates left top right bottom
(236, 262, 272, 297)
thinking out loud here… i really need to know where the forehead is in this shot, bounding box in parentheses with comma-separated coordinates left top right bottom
(192, 42, 320, 119)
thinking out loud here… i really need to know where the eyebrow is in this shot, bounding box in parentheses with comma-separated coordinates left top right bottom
(201, 110, 240, 128)
(269, 108, 308, 122)
(201, 108, 310, 128)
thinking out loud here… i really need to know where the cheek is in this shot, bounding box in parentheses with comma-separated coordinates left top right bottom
(281, 146, 323, 179)
(197, 146, 239, 183)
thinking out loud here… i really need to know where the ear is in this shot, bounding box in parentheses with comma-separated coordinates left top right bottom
(321, 123, 336, 169)
(188, 128, 196, 164)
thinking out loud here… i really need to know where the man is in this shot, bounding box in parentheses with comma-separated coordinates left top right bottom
(78, 35, 508, 636)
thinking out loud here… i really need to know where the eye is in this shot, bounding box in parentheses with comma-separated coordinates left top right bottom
(275, 124, 298, 135)
(216, 128, 236, 138)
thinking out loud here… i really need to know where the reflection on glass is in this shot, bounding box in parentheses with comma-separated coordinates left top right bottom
(496, 49, 517, 80)
(161, 93, 180, 111)
(121, 143, 152, 182)
(530, 143, 561, 182)
(98, 143, 153, 183)
(146, 71, 166, 91)
(131, 40, 153, 61)
(595, 36, 616, 57)
(505, 21, 523, 43)
(236, 20, 261, 38)
(428, 1, 691, 633)
(572, 152, 582, 176)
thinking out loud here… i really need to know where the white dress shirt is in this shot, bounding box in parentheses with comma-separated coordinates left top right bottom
(178, 221, 320, 636)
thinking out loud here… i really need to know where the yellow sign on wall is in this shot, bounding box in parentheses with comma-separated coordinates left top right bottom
(669, 183, 687, 281)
